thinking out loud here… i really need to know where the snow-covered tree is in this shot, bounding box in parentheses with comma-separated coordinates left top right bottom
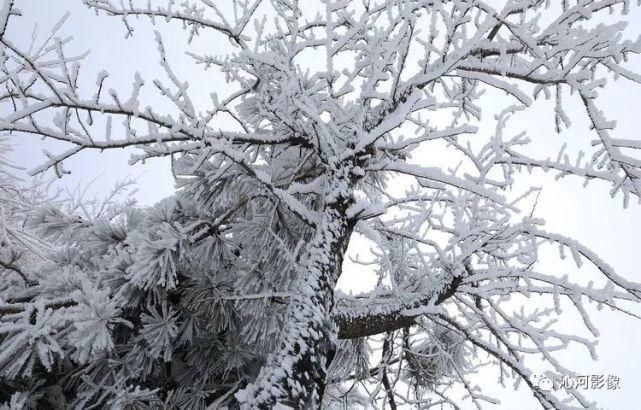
(1, 0, 641, 408)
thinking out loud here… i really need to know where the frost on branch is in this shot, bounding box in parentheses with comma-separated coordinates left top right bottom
(1, 0, 641, 408)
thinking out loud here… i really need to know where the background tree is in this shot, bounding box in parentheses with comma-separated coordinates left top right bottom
(1, 0, 641, 408)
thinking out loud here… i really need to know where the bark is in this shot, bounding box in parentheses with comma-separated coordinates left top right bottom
(337, 308, 418, 340)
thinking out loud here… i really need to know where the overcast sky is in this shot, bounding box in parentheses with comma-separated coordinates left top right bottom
(5, 1, 641, 408)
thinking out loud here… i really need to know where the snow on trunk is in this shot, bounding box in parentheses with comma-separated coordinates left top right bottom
(236, 177, 353, 408)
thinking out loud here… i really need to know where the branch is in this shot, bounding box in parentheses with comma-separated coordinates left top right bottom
(372, 161, 503, 203)
(82, 0, 244, 44)
(335, 273, 462, 339)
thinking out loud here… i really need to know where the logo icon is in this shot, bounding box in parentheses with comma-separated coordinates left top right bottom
(531, 374, 554, 391)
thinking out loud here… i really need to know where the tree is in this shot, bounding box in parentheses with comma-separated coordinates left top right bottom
(1, 0, 641, 408)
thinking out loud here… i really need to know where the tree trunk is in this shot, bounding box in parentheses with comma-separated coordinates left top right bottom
(236, 201, 352, 408)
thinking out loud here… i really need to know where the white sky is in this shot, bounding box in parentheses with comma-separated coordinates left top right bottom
(4, 1, 641, 408)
